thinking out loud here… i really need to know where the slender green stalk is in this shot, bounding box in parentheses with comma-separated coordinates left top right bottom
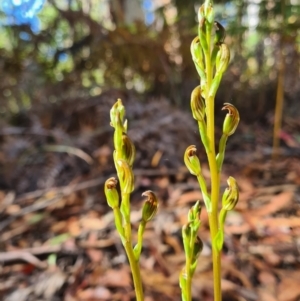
(180, 202, 202, 301)
(184, 1, 240, 300)
(206, 93, 222, 301)
(105, 100, 159, 301)
(123, 241, 144, 301)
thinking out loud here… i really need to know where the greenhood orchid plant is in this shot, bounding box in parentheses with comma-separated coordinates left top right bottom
(105, 1, 240, 300)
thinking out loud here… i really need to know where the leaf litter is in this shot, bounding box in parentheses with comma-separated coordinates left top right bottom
(0, 91, 300, 301)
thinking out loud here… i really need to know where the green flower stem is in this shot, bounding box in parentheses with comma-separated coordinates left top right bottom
(180, 224, 200, 301)
(204, 24, 222, 301)
(120, 193, 144, 301)
(207, 152, 222, 301)
(123, 240, 144, 301)
(183, 233, 197, 301)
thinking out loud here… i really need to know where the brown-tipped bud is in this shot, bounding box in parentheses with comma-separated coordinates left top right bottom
(122, 134, 136, 167)
(214, 22, 226, 45)
(197, 5, 205, 25)
(110, 99, 125, 128)
(222, 176, 239, 211)
(104, 177, 119, 208)
(142, 190, 158, 222)
(216, 43, 230, 74)
(116, 159, 134, 194)
(191, 86, 205, 122)
(184, 145, 201, 176)
(222, 103, 240, 136)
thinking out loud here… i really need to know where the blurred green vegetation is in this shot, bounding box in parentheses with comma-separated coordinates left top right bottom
(0, 0, 299, 121)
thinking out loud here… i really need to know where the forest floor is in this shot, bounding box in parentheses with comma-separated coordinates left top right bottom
(0, 90, 300, 301)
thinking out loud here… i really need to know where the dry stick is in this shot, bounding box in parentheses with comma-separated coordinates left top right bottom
(0, 238, 116, 267)
(0, 246, 62, 269)
(16, 168, 183, 203)
(1, 169, 183, 233)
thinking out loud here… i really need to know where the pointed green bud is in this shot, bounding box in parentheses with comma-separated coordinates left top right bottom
(141, 190, 158, 222)
(110, 99, 125, 128)
(191, 86, 205, 122)
(188, 201, 201, 223)
(182, 223, 192, 257)
(104, 177, 119, 208)
(222, 176, 239, 211)
(216, 43, 230, 74)
(116, 159, 134, 194)
(184, 145, 201, 176)
(188, 201, 201, 233)
(214, 22, 226, 45)
(122, 134, 136, 167)
(222, 103, 240, 136)
(205, 2, 214, 24)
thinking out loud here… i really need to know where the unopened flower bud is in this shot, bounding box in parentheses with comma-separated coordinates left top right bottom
(197, 5, 205, 25)
(222, 103, 240, 136)
(191, 86, 205, 122)
(142, 190, 158, 222)
(222, 176, 239, 211)
(188, 201, 201, 223)
(184, 145, 201, 176)
(190, 37, 204, 70)
(214, 22, 226, 45)
(122, 134, 136, 167)
(182, 223, 192, 256)
(116, 159, 134, 194)
(110, 99, 125, 128)
(216, 43, 230, 74)
(104, 177, 119, 208)
(205, 2, 214, 24)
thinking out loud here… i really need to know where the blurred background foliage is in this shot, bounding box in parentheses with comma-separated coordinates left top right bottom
(0, 0, 299, 122)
